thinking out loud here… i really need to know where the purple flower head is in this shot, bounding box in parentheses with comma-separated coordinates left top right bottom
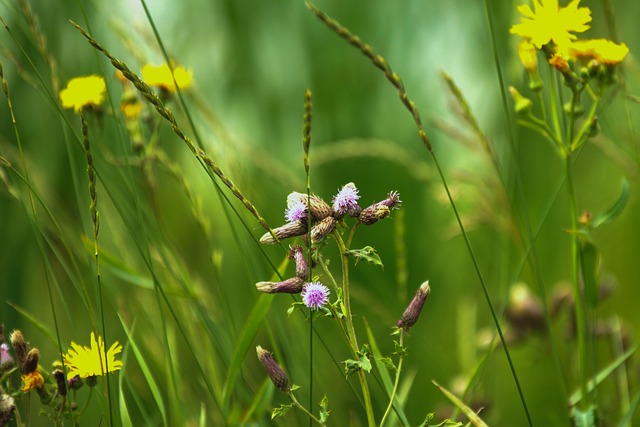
(301, 282, 330, 310)
(332, 183, 361, 217)
(382, 191, 402, 209)
(0, 343, 13, 371)
(284, 192, 308, 223)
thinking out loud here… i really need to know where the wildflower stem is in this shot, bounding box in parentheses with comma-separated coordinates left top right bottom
(565, 155, 590, 408)
(331, 230, 376, 427)
(547, 65, 564, 146)
(379, 330, 404, 427)
(80, 113, 113, 426)
(288, 391, 326, 427)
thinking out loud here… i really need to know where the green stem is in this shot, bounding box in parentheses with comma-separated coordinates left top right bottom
(289, 392, 326, 427)
(332, 230, 376, 427)
(565, 155, 590, 408)
(379, 330, 404, 427)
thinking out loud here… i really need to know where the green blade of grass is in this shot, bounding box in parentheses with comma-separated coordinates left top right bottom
(433, 380, 489, 427)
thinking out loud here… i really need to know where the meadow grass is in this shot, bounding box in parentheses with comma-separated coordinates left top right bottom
(0, 0, 639, 426)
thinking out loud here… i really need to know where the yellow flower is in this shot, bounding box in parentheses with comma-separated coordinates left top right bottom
(141, 63, 193, 92)
(568, 39, 629, 65)
(63, 333, 123, 379)
(20, 371, 44, 392)
(59, 75, 106, 113)
(510, 0, 591, 52)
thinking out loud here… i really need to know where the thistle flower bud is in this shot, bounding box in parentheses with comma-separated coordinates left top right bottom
(260, 220, 307, 244)
(256, 346, 290, 392)
(23, 348, 40, 375)
(10, 330, 28, 372)
(0, 344, 13, 373)
(359, 191, 401, 225)
(289, 245, 309, 280)
(397, 281, 431, 330)
(508, 87, 533, 115)
(53, 369, 67, 397)
(256, 276, 305, 294)
(309, 216, 336, 243)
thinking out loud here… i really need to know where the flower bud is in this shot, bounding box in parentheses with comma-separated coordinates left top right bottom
(359, 205, 390, 225)
(260, 220, 307, 244)
(10, 330, 28, 373)
(309, 216, 336, 243)
(256, 346, 290, 392)
(505, 282, 544, 335)
(285, 192, 332, 222)
(331, 183, 361, 219)
(0, 344, 13, 373)
(23, 348, 39, 375)
(256, 277, 305, 294)
(397, 281, 431, 330)
(509, 87, 533, 115)
(53, 369, 67, 397)
(289, 245, 309, 280)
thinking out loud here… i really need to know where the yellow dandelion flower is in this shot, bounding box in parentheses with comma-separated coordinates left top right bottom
(568, 39, 629, 65)
(20, 371, 44, 392)
(121, 98, 143, 119)
(141, 63, 193, 92)
(510, 0, 591, 52)
(59, 75, 106, 113)
(63, 332, 123, 379)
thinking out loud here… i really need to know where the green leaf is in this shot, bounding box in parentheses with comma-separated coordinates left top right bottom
(345, 246, 384, 268)
(579, 239, 600, 309)
(343, 347, 372, 377)
(433, 381, 488, 427)
(570, 345, 639, 406)
(319, 395, 330, 423)
(616, 393, 640, 427)
(571, 406, 597, 427)
(272, 403, 294, 419)
(591, 179, 629, 229)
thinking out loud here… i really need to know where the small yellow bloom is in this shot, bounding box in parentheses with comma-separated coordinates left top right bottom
(59, 75, 106, 113)
(20, 371, 44, 392)
(63, 333, 123, 379)
(568, 39, 629, 65)
(142, 63, 193, 92)
(517, 40, 538, 71)
(510, 0, 591, 52)
(121, 98, 143, 119)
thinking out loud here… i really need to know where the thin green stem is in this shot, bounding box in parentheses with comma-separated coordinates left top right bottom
(332, 230, 376, 427)
(379, 330, 405, 427)
(289, 392, 326, 427)
(565, 155, 590, 408)
(548, 64, 564, 145)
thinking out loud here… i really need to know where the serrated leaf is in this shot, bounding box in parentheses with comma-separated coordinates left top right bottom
(319, 395, 330, 423)
(579, 239, 600, 309)
(571, 406, 597, 427)
(591, 179, 629, 229)
(378, 357, 396, 371)
(345, 246, 384, 268)
(272, 403, 294, 419)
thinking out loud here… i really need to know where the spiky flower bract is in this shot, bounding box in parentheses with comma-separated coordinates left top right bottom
(509, 0, 591, 52)
(63, 332, 123, 379)
(59, 75, 106, 113)
(301, 282, 330, 310)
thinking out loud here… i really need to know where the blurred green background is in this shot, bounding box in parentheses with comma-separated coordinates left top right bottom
(1, 0, 639, 425)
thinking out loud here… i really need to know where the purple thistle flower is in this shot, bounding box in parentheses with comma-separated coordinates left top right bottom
(0, 343, 13, 372)
(331, 182, 361, 218)
(284, 192, 308, 223)
(301, 282, 330, 310)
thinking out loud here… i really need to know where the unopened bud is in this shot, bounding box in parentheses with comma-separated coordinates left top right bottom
(309, 216, 336, 243)
(509, 87, 533, 115)
(397, 281, 431, 330)
(23, 349, 39, 375)
(505, 282, 544, 334)
(359, 205, 390, 225)
(256, 346, 290, 392)
(10, 330, 28, 373)
(260, 220, 307, 244)
(53, 369, 67, 397)
(0, 344, 13, 373)
(256, 277, 305, 294)
(289, 245, 309, 280)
